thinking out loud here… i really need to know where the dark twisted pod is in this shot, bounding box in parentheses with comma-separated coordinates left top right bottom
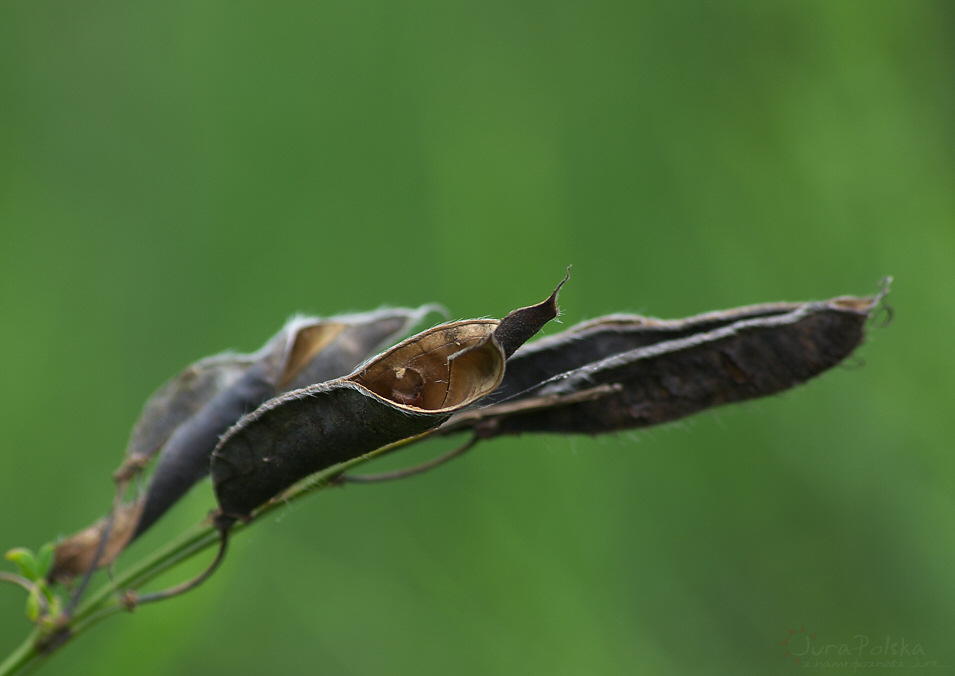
(132, 307, 441, 539)
(211, 280, 564, 525)
(51, 306, 437, 582)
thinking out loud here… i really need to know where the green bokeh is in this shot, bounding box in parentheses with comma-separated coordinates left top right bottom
(1, 2, 952, 674)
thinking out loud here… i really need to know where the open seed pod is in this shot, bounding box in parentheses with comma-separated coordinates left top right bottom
(211, 281, 564, 523)
(132, 307, 440, 539)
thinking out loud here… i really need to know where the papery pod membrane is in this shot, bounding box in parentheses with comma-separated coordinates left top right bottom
(277, 306, 446, 391)
(50, 307, 436, 582)
(444, 292, 885, 437)
(211, 282, 564, 522)
(47, 502, 143, 584)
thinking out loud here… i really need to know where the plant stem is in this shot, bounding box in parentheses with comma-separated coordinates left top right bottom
(0, 431, 447, 676)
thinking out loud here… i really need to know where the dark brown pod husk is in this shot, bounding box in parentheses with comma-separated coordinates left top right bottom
(131, 306, 439, 538)
(51, 306, 436, 582)
(211, 283, 564, 522)
(443, 290, 887, 437)
(485, 302, 804, 405)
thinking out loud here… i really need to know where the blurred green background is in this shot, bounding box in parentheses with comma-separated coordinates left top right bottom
(1, 2, 953, 674)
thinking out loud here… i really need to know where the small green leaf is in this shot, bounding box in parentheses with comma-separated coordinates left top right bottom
(36, 543, 55, 579)
(5, 547, 39, 581)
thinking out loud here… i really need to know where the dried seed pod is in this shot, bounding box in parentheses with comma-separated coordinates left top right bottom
(51, 307, 436, 582)
(487, 303, 802, 404)
(133, 306, 439, 538)
(444, 292, 886, 437)
(117, 352, 258, 482)
(211, 283, 563, 522)
(133, 363, 276, 538)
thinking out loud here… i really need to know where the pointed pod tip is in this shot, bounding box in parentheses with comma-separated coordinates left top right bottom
(494, 271, 571, 359)
(554, 266, 571, 302)
(545, 268, 570, 322)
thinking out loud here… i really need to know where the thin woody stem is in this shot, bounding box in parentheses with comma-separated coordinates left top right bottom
(343, 436, 478, 483)
(131, 528, 229, 606)
(0, 429, 451, 676)
(63, 485, 123, 617)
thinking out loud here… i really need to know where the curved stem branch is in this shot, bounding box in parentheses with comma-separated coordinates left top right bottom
(344, 436, 477, 483)
(1, 429, 451, 676)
